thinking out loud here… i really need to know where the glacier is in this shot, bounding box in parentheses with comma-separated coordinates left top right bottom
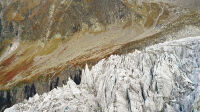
(5, 36, 200, 112)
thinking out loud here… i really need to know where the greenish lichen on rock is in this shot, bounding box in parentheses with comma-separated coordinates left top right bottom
(0, 19, 2, 37)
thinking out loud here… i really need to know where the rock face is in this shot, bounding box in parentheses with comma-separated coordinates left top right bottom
(0, 0, 200, 111)
(0, 67, 82, 112)
(5, 36, 200, 112)
(0, 0, 131, 41)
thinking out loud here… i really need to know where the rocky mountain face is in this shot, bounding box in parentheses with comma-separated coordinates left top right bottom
(5, 36, 200, 112)
(0, 0, 200, 111)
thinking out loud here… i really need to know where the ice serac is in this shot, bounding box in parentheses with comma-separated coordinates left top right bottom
(5, 36, 200, 112)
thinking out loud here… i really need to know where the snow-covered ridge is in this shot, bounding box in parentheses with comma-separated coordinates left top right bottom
(5, 36, 200, 112)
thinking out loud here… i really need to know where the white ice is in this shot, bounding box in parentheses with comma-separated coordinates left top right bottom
(5, 36, 200, 112)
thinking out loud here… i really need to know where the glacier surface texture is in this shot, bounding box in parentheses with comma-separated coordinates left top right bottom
(5, 36, 200, 112)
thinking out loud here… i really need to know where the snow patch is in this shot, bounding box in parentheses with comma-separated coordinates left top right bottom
(0, 39, 19, 62)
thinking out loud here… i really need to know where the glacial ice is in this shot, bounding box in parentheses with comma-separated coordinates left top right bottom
(5, 36, 200, 112)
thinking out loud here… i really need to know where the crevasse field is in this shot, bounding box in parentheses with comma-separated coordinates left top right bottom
(5, 36, 200, 112)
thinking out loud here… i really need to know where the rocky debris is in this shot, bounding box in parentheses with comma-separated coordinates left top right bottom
(5, 36, 200, 112)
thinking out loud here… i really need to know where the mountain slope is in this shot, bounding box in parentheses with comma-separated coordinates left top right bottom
(5, 36, 200, 112)
(1, 0, 200, 111)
